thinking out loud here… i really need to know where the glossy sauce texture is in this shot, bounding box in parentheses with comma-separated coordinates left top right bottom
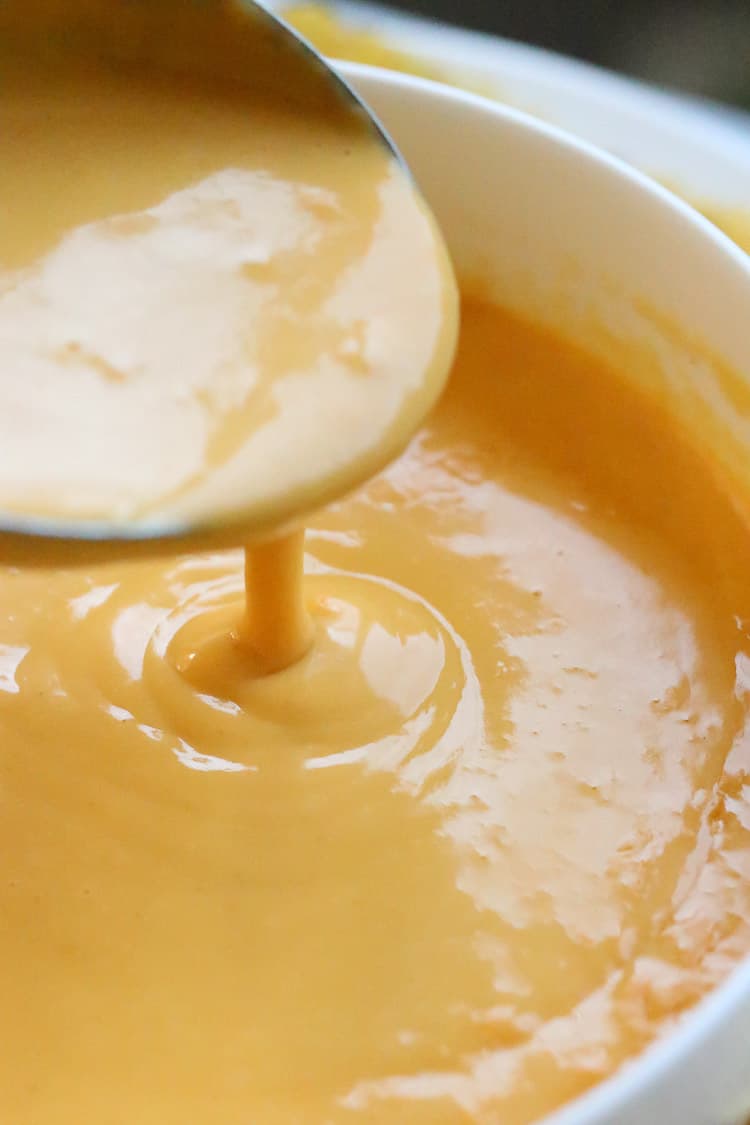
(3, 300, 750, 1124)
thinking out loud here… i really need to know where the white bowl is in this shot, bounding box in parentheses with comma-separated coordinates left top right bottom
(327, 1, 750, 206)
(339, 61, 750, 1125)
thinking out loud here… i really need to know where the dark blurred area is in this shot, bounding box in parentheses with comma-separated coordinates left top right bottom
(375, 0, 750, 109)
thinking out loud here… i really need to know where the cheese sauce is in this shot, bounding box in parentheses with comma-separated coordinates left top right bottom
(2, 300, 750, 1124)
(3, 7, 750, 1125)
(0, 54, 456, 540)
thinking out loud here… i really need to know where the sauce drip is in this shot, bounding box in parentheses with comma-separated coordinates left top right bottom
(240, 532, 313, 675)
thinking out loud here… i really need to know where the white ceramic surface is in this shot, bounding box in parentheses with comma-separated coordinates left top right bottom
(329, 2, 750, 207)
(339, 60, 750, 1125)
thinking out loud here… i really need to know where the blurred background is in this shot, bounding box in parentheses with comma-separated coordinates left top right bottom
(357, 0, 750, 109)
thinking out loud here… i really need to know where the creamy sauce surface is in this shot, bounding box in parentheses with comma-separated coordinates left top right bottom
(3, 300, 750, 1124)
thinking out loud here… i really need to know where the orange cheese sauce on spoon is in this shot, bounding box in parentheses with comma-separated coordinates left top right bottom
(0, 57, 456, 541)
(2, 16, 750, 1125)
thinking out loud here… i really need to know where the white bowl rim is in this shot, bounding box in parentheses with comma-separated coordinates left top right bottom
(339, 58, 750, 1125)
